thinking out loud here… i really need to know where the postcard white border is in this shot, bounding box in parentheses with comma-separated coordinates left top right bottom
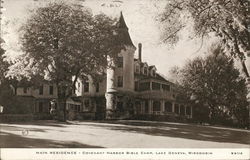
(1, 148, 250, 160)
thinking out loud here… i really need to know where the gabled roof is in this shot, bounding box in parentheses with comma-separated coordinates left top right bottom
(148, 65, 156, 70)
(155, 73, 169, 82)
(140, 62, 148, 67)
(135, 72, 172, 84)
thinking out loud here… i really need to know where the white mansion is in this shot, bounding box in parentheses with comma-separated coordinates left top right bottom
(15, 13, 193, 120)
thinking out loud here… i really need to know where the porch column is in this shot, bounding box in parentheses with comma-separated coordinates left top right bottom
(184, 105, 187, 116)
(161, 100, 165, 114)
(172, 102, 175, 113)
(178, 104, 181, 115)
(141, 101, 145, 114)
(149, 99, 152, 114)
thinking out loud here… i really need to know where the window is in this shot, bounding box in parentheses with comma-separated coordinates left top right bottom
(144, 100, 149, 113)
(84, 82, 89, 92)
(152, 70, 156, 77)
(117, 76, 123, 87)
(71, 105, 81, 112)
(186, 106, 191, 115)
(180, 105, 185, 115)
(38, 102, 43, 112)
(162, 84, 170, 91)
(144, 67, 148, 75)
(152, 82, 160, 90)
(153, 101, 161, 111)
(117, 57, 123, 68)
(77, 105, 81, 112)
(77, 82, 80, 92)
(23, 87, 27, 94)
(84, 99, 90, 110)
(117, 101, 124, 112)
(39, 85, 43, 95)
(165, 102, 172, 112)
(49, 86, 53, 95)
(96, 83, 99, 92)
(135, 101, 141, 114)
(139, 82, 150, 91)
(174, 104, 179, 114)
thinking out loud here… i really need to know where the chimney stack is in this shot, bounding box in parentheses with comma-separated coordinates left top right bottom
(138, 43, 142, 62)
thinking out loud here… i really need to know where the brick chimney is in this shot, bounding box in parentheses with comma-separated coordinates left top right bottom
(138, 43, 142, 62)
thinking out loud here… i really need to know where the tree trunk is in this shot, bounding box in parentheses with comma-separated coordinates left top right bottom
(245, 55, 250, 129)
(105, 57, 116, 119)
(208, 103, 217, 124)
(57, 85, 67, 122)
(105, 92, 116, 119)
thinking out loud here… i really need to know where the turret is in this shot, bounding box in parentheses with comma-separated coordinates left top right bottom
(105, 12, 136, 119)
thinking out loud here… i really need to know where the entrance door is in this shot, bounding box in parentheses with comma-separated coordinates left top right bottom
(95, 98, 106, 120)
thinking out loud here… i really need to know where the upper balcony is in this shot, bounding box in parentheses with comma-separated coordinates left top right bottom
(135, 80, 176, 100)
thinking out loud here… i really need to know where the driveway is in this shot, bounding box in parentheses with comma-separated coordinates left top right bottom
(0, 120, 249, 148)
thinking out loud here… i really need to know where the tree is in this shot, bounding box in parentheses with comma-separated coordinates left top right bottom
(8, 2, 122, 121)
(168, 65, 181, 84)
(179, 45, 248, 126)
(160, 0, 249, 77)
(0, 46, 8, 84)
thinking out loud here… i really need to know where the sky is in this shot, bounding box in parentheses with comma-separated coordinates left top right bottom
(1, 0, 216, 77)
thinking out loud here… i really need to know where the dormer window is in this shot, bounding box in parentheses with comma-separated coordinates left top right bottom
(152, 70, 156, 77)
(135, 65, 140, 73)
(84, 82, 89, 92)
(144, 67, 148, 75)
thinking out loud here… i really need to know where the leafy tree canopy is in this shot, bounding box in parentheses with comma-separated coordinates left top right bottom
(177, 44, 248, 124)
(160, 0, 249, 77)
(0, 46, 9, 84)
(8, 2, 122, 90)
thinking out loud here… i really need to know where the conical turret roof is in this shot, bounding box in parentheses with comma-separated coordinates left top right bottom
(116, 12, 128, 29)
(115, 12, 135, 48)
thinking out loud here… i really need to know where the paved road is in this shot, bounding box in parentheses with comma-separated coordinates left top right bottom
(0, 120, 249, 148)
